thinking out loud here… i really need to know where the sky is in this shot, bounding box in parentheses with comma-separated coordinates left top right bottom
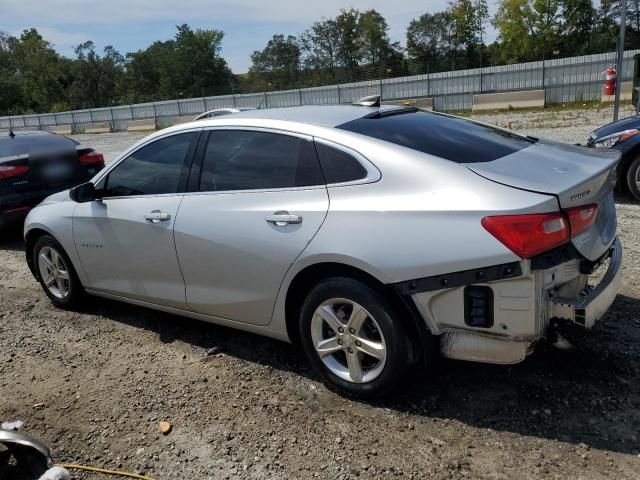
(0, 0, 497, 73)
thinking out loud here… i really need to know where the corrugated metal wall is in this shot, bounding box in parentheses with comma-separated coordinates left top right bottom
(1, 49, 638, 131)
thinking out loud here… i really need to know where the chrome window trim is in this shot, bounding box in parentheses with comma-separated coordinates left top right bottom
(312, 137, 381, 187)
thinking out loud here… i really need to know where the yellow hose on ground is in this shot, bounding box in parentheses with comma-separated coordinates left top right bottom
(57, 464, 157, 480)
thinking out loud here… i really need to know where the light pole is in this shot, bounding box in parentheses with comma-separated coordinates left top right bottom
(614, 0, 628, 121)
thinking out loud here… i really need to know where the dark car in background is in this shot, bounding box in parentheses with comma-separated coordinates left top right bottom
(587, 115, 640, 200)
(0, 130, 105, 228)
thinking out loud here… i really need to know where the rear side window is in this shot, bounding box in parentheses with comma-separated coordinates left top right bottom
(337, 110, 535, 163)
(199, 130, 324, 191)
(315, 142, 367, 184)
(104, 132, 195, 197)
(0, 134, 78, 157)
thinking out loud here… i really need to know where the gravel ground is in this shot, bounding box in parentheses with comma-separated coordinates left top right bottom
(1, 108, 640, 479)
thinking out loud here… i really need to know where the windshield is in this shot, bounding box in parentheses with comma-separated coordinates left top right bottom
(337, 110, 535, 163)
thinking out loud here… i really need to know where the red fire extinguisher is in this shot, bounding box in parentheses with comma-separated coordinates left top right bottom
(604, 65, 617, 96)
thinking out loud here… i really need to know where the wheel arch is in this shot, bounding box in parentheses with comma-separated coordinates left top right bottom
(283, 261, 432, 366)
(25, 227, 54, 279)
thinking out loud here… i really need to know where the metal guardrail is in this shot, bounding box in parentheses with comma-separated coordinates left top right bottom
(1, 49, 638, 132)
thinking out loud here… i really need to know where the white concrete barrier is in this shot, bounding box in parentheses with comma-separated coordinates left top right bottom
(83, 122, 111, 134)
(127, 119, 156, 132)
(46, 125, 73, 135)
(382, 97, 434, 111)
(472, 90, 545, 111)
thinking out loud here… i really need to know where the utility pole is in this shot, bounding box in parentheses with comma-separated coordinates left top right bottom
(614, 0, 628, 121)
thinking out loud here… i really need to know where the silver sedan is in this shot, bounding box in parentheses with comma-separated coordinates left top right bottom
(24, 102, 623, 397)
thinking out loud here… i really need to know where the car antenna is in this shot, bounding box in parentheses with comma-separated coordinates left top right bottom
(352, 94, 381, 107)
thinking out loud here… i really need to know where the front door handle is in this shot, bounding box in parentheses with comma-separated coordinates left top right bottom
(144, 210, 171, 223)
(265, 211, 303, 226)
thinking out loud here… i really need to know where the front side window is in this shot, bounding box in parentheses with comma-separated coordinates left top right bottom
(199, 130, 324, 192)
(104, 132, 195, 197)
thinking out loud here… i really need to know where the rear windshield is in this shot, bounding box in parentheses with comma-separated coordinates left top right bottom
(336, 110, 535, 163)
(0, 134, 78, 158)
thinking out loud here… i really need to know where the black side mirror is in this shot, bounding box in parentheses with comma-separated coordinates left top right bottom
(70, 182, 101, 203)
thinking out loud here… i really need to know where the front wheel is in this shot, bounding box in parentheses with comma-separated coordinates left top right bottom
(33, 235, 84, 308)
(627, 155, 640, 201)
(299, 277, 413, 398)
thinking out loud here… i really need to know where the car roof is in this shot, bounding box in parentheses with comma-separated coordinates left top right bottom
(228, 104, 406, 127)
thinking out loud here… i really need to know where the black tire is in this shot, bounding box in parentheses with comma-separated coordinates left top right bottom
(299, 277, 413, 398)
(627, 155, 640, 201)
(32, 234, 84, 308)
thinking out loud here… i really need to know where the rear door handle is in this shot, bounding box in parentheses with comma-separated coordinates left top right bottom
(144, 210, 171, 223)
(265, 211, 303, 226)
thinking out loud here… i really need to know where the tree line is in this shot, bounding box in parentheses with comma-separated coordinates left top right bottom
(1, 0, 639, 116)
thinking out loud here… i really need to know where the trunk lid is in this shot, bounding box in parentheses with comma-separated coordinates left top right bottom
(466, 140, 620, 261)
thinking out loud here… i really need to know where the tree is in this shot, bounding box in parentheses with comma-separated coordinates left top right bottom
(69, 41, 124, 108)
(10, 29, 68, 113)
(493, 0, 563, 63)
(358, 10, 401, 67)
(334, 8, 363, 79)
(173, 24, 233, 97)
(249, 34, 301, 90)
(406, 11, 456, 71)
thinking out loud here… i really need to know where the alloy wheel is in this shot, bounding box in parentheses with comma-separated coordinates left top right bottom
(311, 298, 387, 384)
(37, 246, 70, 299)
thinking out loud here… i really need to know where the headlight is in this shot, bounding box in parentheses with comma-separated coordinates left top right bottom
(593, 129, 640, 148)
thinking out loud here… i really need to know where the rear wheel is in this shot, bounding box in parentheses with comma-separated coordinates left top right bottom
(299, 277, 412, 398)
(627, 155, 640, 201)
(33, 235, 83, 308)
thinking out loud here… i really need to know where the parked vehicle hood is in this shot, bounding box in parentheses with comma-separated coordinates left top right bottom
(589, 114, 640, 142)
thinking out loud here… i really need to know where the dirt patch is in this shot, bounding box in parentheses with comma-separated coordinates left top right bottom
(1, 124, 640, 479)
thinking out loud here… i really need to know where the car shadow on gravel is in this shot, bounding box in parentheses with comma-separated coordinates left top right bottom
(79, 291, 640, 456)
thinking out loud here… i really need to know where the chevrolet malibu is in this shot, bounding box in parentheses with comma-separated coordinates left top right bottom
(24, 102, 622, 397)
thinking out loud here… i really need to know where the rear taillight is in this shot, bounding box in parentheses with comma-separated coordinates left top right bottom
(0, 165, 29, 179)
(565, 203, 598, 237)
(482, 204, 599, 259)
(79, 151, 105, 165)
(481, 212, 569, 259)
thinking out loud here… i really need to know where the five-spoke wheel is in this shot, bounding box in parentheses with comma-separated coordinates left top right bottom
(311, 298, 387, 384)
(300, 277, 413, 398)
(37, 245, 71, 299)
(33, 235, 83, 308)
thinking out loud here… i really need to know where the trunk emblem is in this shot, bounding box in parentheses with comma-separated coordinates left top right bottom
(570, 190, 591, 202)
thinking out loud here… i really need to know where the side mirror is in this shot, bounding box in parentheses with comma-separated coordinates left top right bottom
(70, 182, 101, 203)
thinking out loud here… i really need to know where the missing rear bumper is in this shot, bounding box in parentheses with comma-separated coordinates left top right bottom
(550, 237, 622, 328)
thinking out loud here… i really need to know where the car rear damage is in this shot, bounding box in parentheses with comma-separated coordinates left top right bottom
(390, 138, 623, 365)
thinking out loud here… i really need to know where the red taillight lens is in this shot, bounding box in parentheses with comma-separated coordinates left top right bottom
(565, 203, 598, 237)
(79, 151, 105, 165)
(0, 165, 29, 179)
(481, 212, 569, 259)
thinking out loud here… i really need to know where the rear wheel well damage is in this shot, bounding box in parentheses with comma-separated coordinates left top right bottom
(284, 262, 433, 366)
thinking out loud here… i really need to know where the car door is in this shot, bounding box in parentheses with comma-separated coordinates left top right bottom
(173, 128, 329, 326)
(73, 131, 199, 309)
